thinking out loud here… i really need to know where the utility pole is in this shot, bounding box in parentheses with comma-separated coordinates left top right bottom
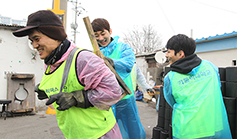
(191, 29, 193, 38)
(68, 0, 86, 44)
(49, 0, 66, 28)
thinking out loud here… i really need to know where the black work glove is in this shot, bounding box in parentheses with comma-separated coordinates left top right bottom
(104, 57, 115, 69)
(34, 83, 48, 100)
(46, 91, 87, 111)
(147, 88, 155, 96)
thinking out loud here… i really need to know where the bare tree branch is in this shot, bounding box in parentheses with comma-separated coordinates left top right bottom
(122, 24, 163, 54)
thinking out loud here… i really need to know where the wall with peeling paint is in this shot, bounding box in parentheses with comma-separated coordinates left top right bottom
(0, 27, 46, 111)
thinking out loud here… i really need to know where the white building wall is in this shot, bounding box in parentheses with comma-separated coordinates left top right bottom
(196, 48, 237, 67)
(136, 56, 155, 84)
(0, 28, 45, 110)
(136, 57, 148, 77)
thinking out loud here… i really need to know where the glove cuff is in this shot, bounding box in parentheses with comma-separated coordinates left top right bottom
(35, 83, 48, 100)
(83, 91, 93, 108)
(72, 90, 93, 108)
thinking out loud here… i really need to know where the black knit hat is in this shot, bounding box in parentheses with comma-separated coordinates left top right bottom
(13, 10, 67, 41)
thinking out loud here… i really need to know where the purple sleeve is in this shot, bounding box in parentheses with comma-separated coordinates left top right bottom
(76, 51, 122, 110)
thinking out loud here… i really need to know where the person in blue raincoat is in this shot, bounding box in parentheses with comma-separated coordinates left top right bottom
(163, 34, 232, 139)
(92, 18, 146, 139)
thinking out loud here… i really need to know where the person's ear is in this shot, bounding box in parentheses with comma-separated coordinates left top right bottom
(177, 50, 185, 58)
(109, 28, 112, 34)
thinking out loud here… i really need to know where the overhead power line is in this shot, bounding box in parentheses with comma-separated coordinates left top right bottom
(156, 0, 176, 34)
(191, 0, 237, 15)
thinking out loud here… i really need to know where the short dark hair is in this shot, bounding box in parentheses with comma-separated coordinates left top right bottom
(91, 18, 110, 32)
(166, 34, 196, 56)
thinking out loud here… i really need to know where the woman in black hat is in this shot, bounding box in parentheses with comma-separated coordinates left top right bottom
(13, 10, 123, 139)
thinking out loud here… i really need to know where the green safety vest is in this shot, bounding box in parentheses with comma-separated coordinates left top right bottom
(108, 43, 134, 99)
(39, 48, 116, 139)
(169, 61, 223, 138)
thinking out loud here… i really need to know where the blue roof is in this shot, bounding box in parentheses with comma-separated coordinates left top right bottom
(195, 31, 237, 42)
(195, 31, 237, 53)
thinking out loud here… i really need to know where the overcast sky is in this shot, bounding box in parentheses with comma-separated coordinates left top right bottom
(1, 0, 237, 50)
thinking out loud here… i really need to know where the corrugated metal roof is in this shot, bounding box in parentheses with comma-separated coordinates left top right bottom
(135, 48, 166, 57)
(135, 52, 157, 57)
(195, 31, 237, 43)
(0, 23, 24, 30)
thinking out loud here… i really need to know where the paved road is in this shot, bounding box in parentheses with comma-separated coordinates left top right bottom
(0, 101, 158, 139)
(137, 100, 158, 139)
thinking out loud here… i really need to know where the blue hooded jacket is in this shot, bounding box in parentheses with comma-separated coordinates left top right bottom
(100, 36, 135, 80)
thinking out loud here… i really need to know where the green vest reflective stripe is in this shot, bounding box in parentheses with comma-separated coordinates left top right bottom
(39, 48, 116, 139)
(108, 43, 134, 100)
(170, 61, 223, 138)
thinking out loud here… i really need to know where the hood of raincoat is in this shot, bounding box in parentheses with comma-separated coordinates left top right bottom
(170, 54, 201, 75)
(99, 36, 119, 56)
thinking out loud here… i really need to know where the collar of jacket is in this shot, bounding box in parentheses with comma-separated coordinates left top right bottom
(44, 39, 70, 65)
(170, 54, 202, 74)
